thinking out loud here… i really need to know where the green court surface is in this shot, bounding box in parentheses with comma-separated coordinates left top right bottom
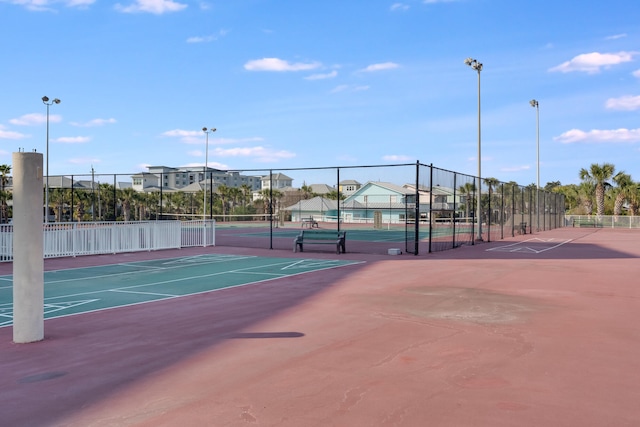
(237, 227, 466, 243)
(0, 254, 362, 328)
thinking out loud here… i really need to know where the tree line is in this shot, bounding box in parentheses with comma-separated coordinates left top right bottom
(546, 163, 639, 216)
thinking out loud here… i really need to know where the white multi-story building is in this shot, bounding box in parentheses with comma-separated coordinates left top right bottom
(131, 166, 262, 193)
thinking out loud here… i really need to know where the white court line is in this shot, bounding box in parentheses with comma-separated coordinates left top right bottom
(109, 289, 178, 297)
(43, 258, 353, 300)
(0, 258, 364, 328)
(487, 238, 573, 254)
(10, 255, 259, 286)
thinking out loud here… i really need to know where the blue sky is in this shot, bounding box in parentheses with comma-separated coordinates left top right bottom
(1, 0, 639, 187)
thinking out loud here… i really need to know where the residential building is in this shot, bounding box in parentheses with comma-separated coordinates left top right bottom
(260, 173, 293, 190)
(131, 166, 261, 193)
(339, 180, 362, 196)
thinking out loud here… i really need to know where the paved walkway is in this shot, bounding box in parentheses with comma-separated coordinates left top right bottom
(2, 228, 639, 426)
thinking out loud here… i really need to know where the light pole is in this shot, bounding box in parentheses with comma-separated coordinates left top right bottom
(530, 99, 540, 232)
(42, 96, 61, 223)
(464, 57, 483, 241)
(202, 127, 216, 221)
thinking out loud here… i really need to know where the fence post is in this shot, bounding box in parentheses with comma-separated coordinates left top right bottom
(428, 164, 433, 253)
(337, 167, 341, 232)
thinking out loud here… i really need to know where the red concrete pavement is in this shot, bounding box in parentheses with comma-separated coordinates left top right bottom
(1, 227, 639, 426)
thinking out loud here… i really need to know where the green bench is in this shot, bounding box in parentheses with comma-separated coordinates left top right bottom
(294, 229, 346, 254)
(519, 222, 527, 235)
(573, 219, 599, 228)
(301, 217, 319, 228)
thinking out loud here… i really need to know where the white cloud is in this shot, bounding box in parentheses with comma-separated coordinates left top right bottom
(382, 154, 412, 162)
(605, 95, 640, 111)
(330, 85, 349, 94)
(2, 0, 95, 11)
(213, 137, 264, 145)
(330, 84, 370, 93)
(305, 70, 338, 80)
(390, 3, 409, 11)
(163, 129, 266, 146)
(162, 129, 200, 138)
(115, 0, 187, 14)
(554, 128, 640, 144)
(244, 58, 321, 72)
(0, 125, 29, 140)
(187, 35, 216, 43)
(10, 113, 61, 126)
(359, 62, 400, 72)
(162, 128, 204, 144)
(183, 161, 229, 169)
(186, 29, 228, 44)
(70, 118, 116, 127)
(605, 33, 627, 40)
(548, 51, 635, 74)
(55, 136, 91, 143)
(633, 69, 640, 78)
(210, 146, 295, 163)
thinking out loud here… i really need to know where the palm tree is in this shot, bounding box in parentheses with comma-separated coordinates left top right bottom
(612, 172, 633, 217)
(300, 183, 315, 200)
(228, 187, 242, 214)
(98, 183, 116, 220)
(483, 177, 499, 193)
(553, 184, 579, 213)
(240, 184, 253, 209)
(483, 177, 500, 224)
(579, 163, 615, 217)
(118, 187, 139, 221)
(49, 188, 71, 222)
(217, 185, 231, 218)
(73, 189, 90, 221)
(259, 188, 283, 215)
(578, 182, 595, 215)
(325, 190, 345, 201)
(627, 183, 640, 216)
(0, 164, 11, 223)
(458, 182, 476, 222)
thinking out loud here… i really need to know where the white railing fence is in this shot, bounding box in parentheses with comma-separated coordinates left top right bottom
(565, 215, 640, 229)
(0, 220, 215, 262)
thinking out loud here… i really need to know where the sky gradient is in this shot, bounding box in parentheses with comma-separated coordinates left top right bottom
(1, 0, 639, 187)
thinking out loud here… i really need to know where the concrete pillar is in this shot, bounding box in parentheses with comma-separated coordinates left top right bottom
(12, 152, 44, 343)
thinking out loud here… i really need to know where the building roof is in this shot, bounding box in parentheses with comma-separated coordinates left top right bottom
(261, 173, 293, 181)
(283, 196, 337, 212)
(309, 183, 333, 194)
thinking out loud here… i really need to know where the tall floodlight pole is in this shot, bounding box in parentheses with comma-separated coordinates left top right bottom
(464, 58, 483, 241)
(42, 96, 61, 223)
(530, 99, 540, 232)
(202, 127, 216, 221)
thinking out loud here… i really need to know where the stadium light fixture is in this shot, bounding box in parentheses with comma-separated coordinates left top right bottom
(464, 58, 483, 241)
(42, 96, 61, 223)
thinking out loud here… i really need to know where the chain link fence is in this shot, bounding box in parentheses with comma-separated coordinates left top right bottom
(5, 162, 566, 255)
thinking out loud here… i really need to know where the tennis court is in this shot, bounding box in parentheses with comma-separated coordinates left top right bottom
(0, 254, 362, 327)
(3, 228, 640, 427)
(215, 222, 476, 254)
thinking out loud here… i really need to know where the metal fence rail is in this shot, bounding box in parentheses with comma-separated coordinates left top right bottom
(0, 220, 215, 262)
(565, 215, 640, 229)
